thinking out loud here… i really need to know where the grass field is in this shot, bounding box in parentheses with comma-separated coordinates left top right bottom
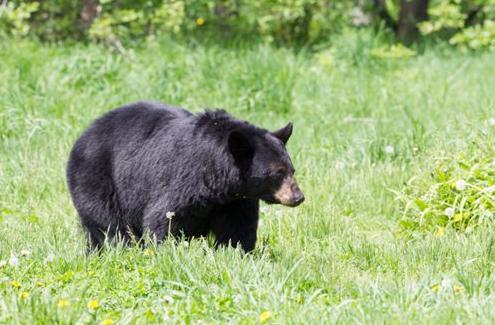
(1, 36, 495, 324)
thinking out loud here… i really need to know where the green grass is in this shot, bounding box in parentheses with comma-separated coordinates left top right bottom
(1, 36, 495, 324)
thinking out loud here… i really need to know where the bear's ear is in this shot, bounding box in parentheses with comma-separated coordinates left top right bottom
(271, 122, 293, 145)
(228, 131, 254, 171)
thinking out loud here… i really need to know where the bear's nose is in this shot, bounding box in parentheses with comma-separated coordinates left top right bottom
(290, 183, 304, 206)
(293, 192, 305, 205)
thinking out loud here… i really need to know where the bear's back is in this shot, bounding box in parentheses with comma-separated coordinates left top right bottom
(76, 101, 189, 150)
(67, 101, 195, 221)
(96, 100, 191, 135)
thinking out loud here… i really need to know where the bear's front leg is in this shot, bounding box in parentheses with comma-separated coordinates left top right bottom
(209, 199, 259, 252)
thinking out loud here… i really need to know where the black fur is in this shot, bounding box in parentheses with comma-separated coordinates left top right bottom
(67, 100, 300, 252)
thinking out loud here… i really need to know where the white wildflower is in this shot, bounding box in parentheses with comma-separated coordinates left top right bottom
(45, 252, 55, 263)
(258, 219, 264, 228)
(455, 180, 467, 191)
(384, 145, 395, 155)
(20, 250, 31, 257)
(0, 260, 7, 268)
(9, 254, 19, 267)
(444, 207, 455, 218)
(163, 295, 174, 304)
(488, 118, 495, 126)
(166, 211, 175, 219)
(335, 161, 345, 171)
(441, 277, 453, 288)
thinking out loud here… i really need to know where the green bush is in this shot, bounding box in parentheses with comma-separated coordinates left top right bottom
(88, 0, 187, 42)
(3, 1, 495, 50)
(0, 0, 363, 44)
(419, 0, 495, 50)
(89, 0, 364, 45)
(449, 19, 495, 50)
(398, 121, 495, 235)
(0, 1, 39, 37)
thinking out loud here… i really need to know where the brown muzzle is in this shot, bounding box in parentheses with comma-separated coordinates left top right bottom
(273, 175, 304, 207)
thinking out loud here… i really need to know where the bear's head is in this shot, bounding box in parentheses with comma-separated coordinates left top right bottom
(228, 122, 304, 207)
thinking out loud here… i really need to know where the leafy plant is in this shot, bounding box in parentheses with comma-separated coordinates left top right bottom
(418, 1, 466, 35)
(89, 0, 186, 42)
(0, 0, 364, 44)
(0, 1, 39, 37)
(449, 19, 495, 50)
(419, 0, 495, 50)
(399, 125, 495, 234)
(370, 43, 417, 59)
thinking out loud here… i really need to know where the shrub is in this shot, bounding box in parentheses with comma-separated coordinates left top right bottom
(398, 121, 495, 235)
(88, 0, 186, 42)
(449, 19, 495, 50)
(0, 1, 39, 37)
(419, 0, 495, 50)
(0, 0, 364, 44)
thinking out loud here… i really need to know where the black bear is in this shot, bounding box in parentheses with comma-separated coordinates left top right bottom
(67, 101, 304, 252)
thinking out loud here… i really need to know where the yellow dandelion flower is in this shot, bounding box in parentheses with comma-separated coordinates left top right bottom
(431, 283, 441, 293)
(259, 311, 272, 322)
(58, 299, 71, 308)
(196, 17, 205, 26)
(88, 299, 100, 310)
(453, 284, 464, 293)
(20, 291, 29, 299)
(435, 227, 445, 237)
(143, 248, 154, 256)
(101, 318, 114, 325)
(11, 280, 21, 288)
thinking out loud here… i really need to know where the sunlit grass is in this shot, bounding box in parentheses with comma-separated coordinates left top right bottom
(1, 37, 495, 323)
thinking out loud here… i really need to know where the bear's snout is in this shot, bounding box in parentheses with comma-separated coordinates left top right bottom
(290, 184, 305, 206)
(273, 176, 304, 207)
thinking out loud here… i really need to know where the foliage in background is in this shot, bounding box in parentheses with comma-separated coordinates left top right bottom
(87, 0, 369, 45)
(0, 0, 365, 45)
(419, 0, 495, 50)
(4, 0, 495, 48)
(399, 122, 495, 235)
(0, 1, 86, 40)
(0, 0, 477, 47)
(0, 1, 38, 37)
(2, 37, 495, 323)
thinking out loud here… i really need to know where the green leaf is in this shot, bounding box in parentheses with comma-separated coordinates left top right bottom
(415, 199, 428, 211)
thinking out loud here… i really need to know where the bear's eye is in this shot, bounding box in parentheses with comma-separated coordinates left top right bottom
(274, 168, 286, 177)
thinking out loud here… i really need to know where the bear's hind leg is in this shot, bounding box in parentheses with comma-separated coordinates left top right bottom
(83, 219, 135, 253)
(69, 146, 130, 251)
(81, 218, 106, 253)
